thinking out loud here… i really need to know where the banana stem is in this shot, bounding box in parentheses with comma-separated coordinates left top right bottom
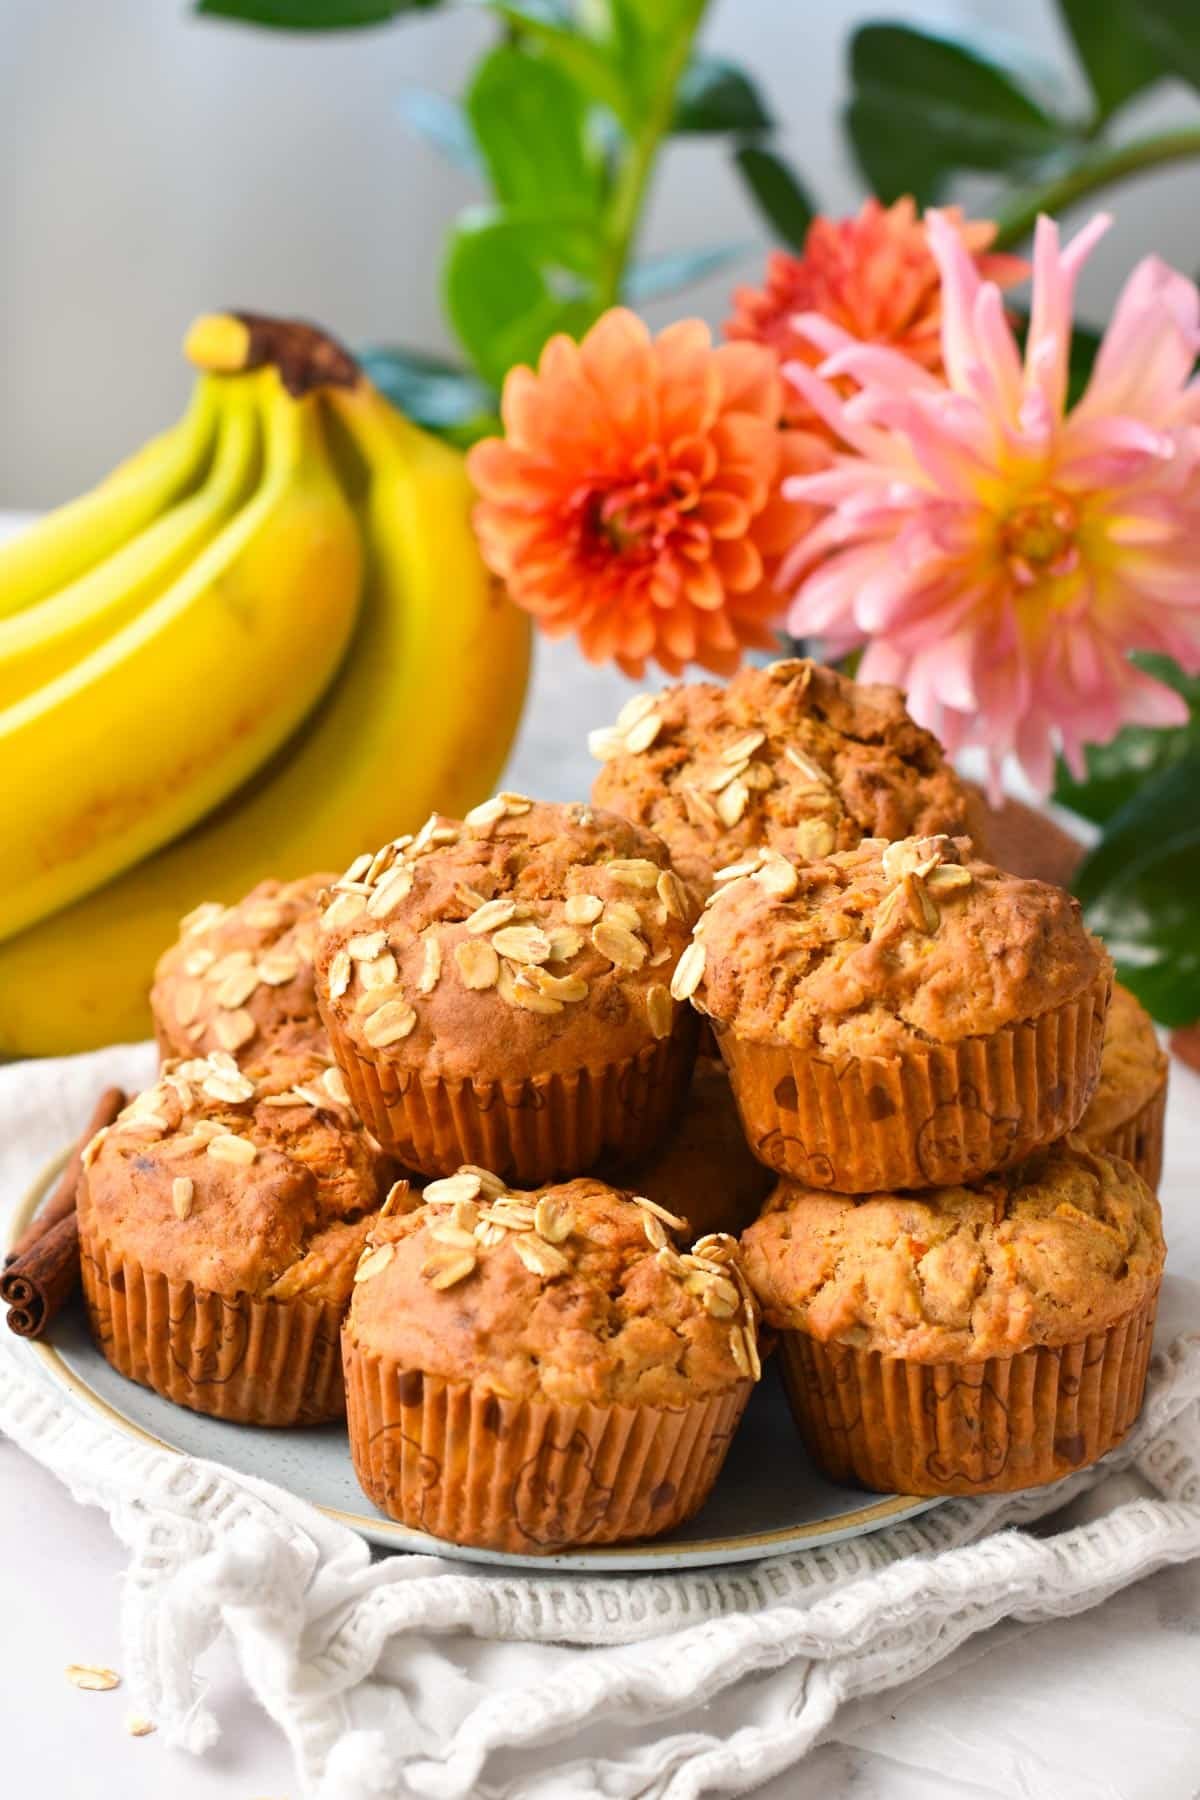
(185, 315, 252, 375)
(184, 311, 361, 398)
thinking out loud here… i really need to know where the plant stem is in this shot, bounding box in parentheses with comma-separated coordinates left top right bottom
(594, 0, 710, 310)
(994, 127, 1200, 249)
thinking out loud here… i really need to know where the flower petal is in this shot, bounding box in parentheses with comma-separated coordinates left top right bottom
(1076, 255, 1200, 426)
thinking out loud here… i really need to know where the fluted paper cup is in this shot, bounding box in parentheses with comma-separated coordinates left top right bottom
(343, 1328, 751, 1553)
(79, 1229, 346, 1427)
(324, 1009, 698, 1185)
(776, 1284, 1158, 1496)
(1087, 1081, 1167, 1191)
(715, 968, 1111, 1192)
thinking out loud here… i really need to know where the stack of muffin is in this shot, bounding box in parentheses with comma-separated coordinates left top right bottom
(73, 658, 1169, 1552)
(593, 660, 1167, 1498)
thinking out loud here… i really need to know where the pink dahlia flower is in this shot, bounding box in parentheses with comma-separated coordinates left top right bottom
(781, 210, 1200, 796)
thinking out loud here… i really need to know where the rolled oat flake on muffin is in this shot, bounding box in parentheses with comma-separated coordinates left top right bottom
(76, 1048, 393, 1427)
(151, 872, 334, 1065)
(342, 1175, 759, 1552)
(690, 833, 1112, 1191)
(313, 800, 703, 1183)
(590, 659, 978, 892)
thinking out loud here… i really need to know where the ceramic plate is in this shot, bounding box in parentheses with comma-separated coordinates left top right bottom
(15, 1151, 938, 1570)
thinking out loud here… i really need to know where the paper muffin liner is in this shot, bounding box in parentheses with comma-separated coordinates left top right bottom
(776, 1283, 1158, 1497)
(78, 1225, 346, 1427)
(715, 968, 1111, 1192)
(342, 1330, 752, 1553)
(323, 1009, 698, 1185)
(1085, 1078, 1167, 1192)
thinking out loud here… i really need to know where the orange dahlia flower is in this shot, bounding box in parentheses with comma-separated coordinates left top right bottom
(467, 308, 827, 678)
(726, 197, 1026, 433)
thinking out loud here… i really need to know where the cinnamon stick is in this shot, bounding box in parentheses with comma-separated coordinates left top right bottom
(2, 1087, 125, 1339)
(1, 1213, 82, 1339)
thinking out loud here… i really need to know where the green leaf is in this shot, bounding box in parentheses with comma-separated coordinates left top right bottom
(852, 23, 1063, 138)
(1056, 0, 1167, 122)
(1073, 749, 1200, 1025)
(847, 23, 1071, 204)
(602, 0, 652, 102)
(613, 0, 694, 33)
(357, 347, 499, 442)
(672, 56, 772, 133)
(597, 0, 705, 114)
(486, 4, 632, 121)
(444, 211, 597, 388)
(623, 242, 750, 301)
(467, 44, 601, 215)
(732, 146, 814, 250)
(1133, 0, 1200, 93)
(195, 0, 436, 25)
(843, 96, 951, 207)
(396, 89, 482, 175)
(1054, 656, 1200, 824)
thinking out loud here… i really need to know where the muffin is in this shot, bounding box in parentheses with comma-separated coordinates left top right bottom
(1077, 982, 1168, 1188)
(313, 798, 700, 1183)
(686, 834, 1111, 1191)
(614, 1055, 772, 1240)
(77, 1047, 394, 1425)
(590, 659, 976, 891)
(742, 1137, 1163, 1495)
(342, 1173, 759, 1551)
(151, 874, 333, 1063)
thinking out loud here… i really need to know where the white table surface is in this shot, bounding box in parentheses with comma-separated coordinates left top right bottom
(2, 629, 1199, 1799)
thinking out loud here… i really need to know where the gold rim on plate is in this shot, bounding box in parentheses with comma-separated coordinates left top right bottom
(11, 1145, 927, 1563)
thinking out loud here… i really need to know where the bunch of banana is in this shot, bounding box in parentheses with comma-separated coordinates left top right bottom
(0, 313, 530, 1055)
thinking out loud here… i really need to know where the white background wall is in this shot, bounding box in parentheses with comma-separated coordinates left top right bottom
(3, 0, 1199, 505)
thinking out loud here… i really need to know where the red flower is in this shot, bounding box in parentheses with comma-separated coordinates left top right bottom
(726, 197, 1026, 433)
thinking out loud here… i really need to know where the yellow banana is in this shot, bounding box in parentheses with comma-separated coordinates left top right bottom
(322, 375, 533, 826)
(0, 365, 363, 942)
(0, 379, 260, 706)
(0, 378, 219, 619)
(0, 367, 529, 1055)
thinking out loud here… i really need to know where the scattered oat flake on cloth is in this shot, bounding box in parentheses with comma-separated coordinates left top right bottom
(65, 1663, 120, 1691)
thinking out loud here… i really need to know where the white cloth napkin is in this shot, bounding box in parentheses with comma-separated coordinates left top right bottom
(3, 1043, 1200, 1800)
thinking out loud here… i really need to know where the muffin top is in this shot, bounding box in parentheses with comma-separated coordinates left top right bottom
(1079, 982, 1167, 1139)
(615, 1056, 772, 1241)
(313, 799, 699, 1082)
(741, 1136, 1163, 1362)
(79, 1048, 393, 1302)
(346, 1172, 760, 1406)
(686, 834, 1109, 1058)
(590, 659, 975, 890)
(151, 874, 333, 1063)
